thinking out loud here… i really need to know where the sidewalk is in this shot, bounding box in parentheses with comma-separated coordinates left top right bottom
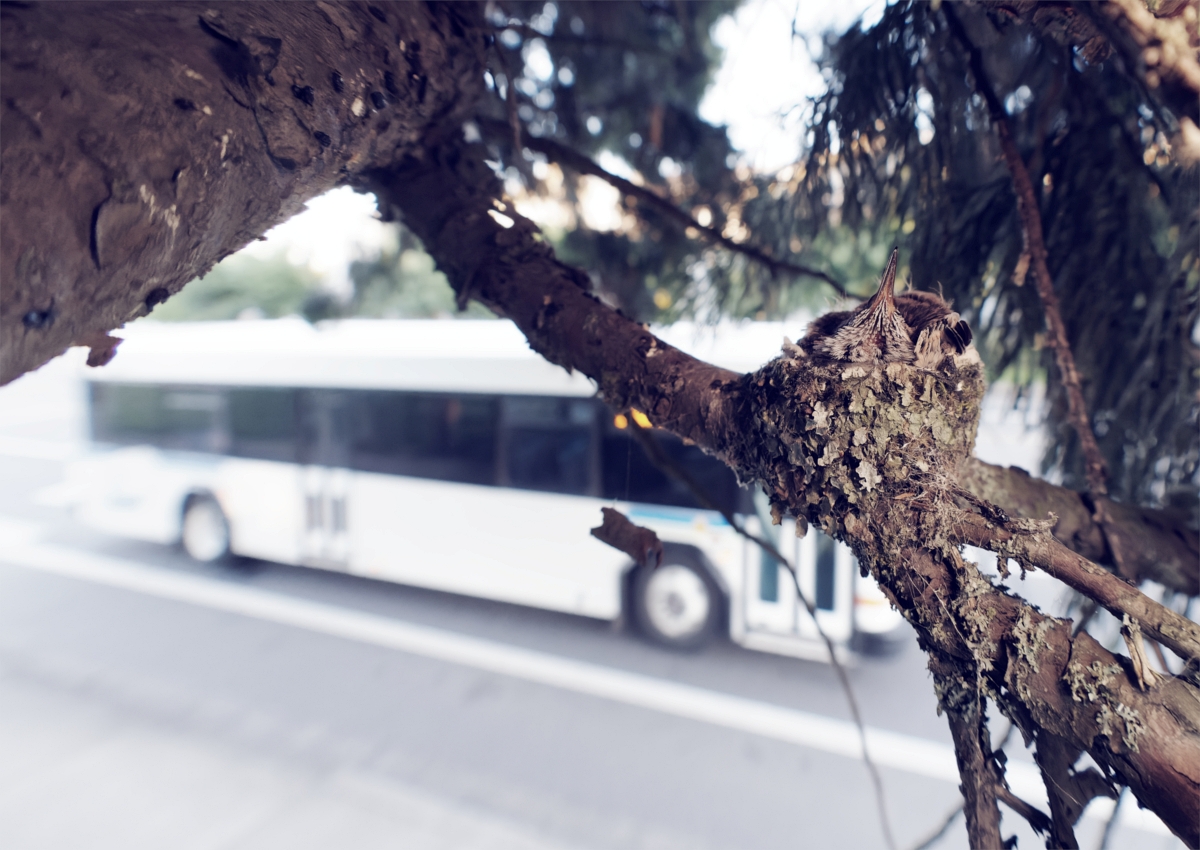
(0, 665, 579, 850)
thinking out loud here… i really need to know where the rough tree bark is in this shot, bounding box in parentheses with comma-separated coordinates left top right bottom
(1, 0, 482, 383)
(3, 3, 1197, 845)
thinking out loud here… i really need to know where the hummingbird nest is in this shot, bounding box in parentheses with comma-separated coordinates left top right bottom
(725, 252, 986, 589)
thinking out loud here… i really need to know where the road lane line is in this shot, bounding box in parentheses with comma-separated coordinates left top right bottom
(0, 529, 1169, 836)
(0, 436, 83, 461)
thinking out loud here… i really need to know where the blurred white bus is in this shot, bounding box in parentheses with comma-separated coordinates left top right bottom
(61, 319, 903, 659)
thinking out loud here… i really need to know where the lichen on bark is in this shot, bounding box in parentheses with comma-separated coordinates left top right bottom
(720, 347, 984, 588)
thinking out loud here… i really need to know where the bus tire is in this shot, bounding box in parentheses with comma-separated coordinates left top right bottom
(632, 547, 721, 650)
(181, 494, 231, 563)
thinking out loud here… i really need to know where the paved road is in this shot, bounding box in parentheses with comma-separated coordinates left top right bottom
(0, 360, 1178, 849)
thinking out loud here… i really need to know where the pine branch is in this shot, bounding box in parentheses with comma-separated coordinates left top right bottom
(958, 458, 1199, 595)
(476, 117, 850, 297)
(945, 4, 1110, 499)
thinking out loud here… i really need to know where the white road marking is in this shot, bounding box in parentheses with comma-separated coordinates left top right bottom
(0, 436, 83, 462)
(0, 519, 1170, 836)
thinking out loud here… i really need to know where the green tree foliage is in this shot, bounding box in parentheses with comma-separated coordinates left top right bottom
(346, 229, 494, 319)
(483, 0, 853, 319)
(150, 251, 327, 322)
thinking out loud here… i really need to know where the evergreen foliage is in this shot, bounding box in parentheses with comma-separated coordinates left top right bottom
(163, 1, 1197, 510)
(791, 1, 1198, 507)
(484, 0, 1197, 510)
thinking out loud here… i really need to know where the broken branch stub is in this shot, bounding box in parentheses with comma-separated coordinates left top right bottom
(590, 507, 663, 569)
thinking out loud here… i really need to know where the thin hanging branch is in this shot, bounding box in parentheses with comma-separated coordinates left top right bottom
(907, 805, 962, 850)
(624, 418, 896, 850)
(475, 117, 850, 297)
(944, 5, 1110, 498)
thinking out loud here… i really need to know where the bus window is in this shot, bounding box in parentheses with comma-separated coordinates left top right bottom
(228, 388, 298, 462)
(600, 417, 744, 515)
(347, 391, 499, 486)
(91, 382, 224, 452)
(815, 531, 837, 611)
(501, 397, 596, 496)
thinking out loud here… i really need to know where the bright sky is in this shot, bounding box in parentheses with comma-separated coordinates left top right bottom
(238, 0, 883, 292)
(701, 0, 882, 172)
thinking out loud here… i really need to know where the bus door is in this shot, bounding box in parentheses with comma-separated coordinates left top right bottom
(742, 515, 801, 634)
(742, 508, 856, 654)
(299, 390, 352, 568)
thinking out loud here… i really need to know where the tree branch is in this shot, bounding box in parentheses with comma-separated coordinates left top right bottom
(954, 509, 1200, 663)
(362, 145, 746, 459)
(373, 141, 1200, 840)
(945, 4, 1110, 498)
(929, 659, 1002, 848)
(959, 458, 1199, 596)
(476, 117, 850, 297)
(0, 0, 487, 384)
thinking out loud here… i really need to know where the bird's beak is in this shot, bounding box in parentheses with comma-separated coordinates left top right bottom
(864, 248, 899, 315)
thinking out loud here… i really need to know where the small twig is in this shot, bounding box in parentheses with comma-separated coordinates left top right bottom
(1096, 785, 1126, 850)
(945, 5, 1109, 497)
(997, 786, 1054, 837)
(486, 42, 528, 179)
(476, 117, 849, 298)
(625, 418, 895, 850)
(905, 721, 1018, 850)
(590, 506, 663, 568)
(1148, 638, 1172, 676)
(907, 805, 962, 850)
(1120, 614, 1158, 690)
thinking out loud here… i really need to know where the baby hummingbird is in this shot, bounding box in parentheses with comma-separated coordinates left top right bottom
(801, 248, 972, 369)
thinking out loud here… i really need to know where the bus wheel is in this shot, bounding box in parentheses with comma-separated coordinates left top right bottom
(181, 496, 230, 563)
(633, 550, 720, 650)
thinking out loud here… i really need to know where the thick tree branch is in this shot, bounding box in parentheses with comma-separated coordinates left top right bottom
(954, 510, 1200, 663)
(362, 145, 745, 458)
(369, 138, 1200, 841)
(0, 1, 486, 384)
(960, 458, 1199, 596)
(476, 117, 850, 297)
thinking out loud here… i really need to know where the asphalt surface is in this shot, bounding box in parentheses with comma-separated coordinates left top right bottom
(0, 356, 1179, 850)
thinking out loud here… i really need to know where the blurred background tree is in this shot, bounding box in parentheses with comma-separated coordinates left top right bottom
(150, 252, 327, 322)
(344, 228, 496, 320)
